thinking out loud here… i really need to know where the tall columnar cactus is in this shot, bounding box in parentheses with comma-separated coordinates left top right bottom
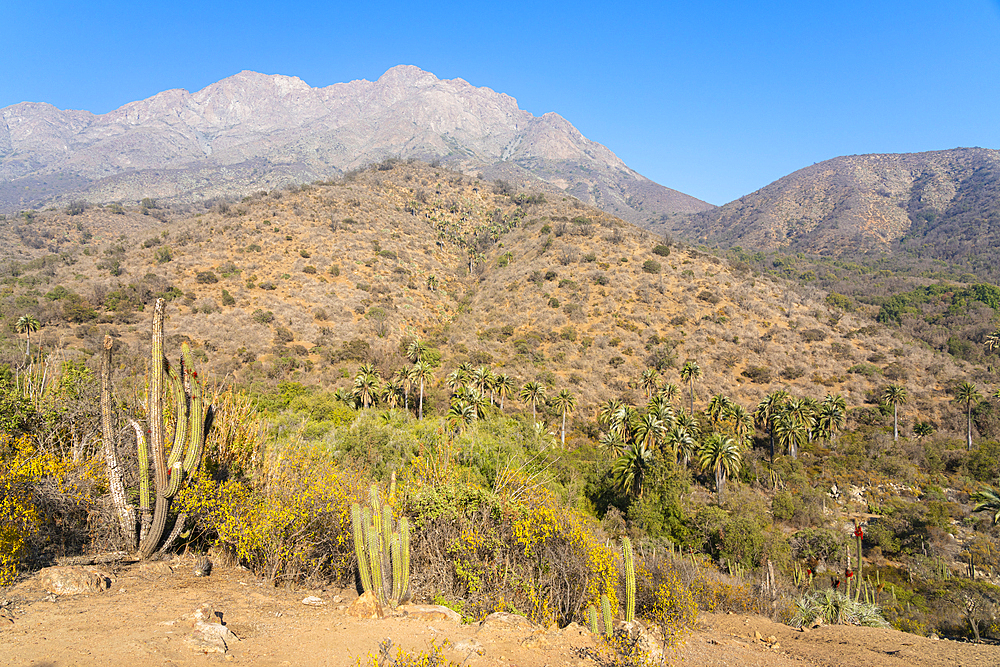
(600, 594, 614, 635)
(587, 605, 600, 635)
(136, 299, 212, 559)
(622, 537, 636, 623)
(351, 483, 410, 607)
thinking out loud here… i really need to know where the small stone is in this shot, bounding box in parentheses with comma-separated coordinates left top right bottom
(767, 635, 777, 644)
(193, 603, 216, 624)
(754, 630, 763, 642)
(396, 604, 461, 623)
(302, 596, 326, 606)
(347, 591, 384, 619)
(332, 595, 344, 603)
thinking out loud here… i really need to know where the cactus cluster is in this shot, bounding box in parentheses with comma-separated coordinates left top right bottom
(587, 537, 637, 635)
(351, 484, 410, 607)
(135, 299, 212, 559)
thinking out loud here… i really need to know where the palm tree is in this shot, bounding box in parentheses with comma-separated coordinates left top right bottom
(663, 425, 695, 466)
(519, 381, 546, 422)
(553, 389, 576, 446)
(15, 315, 40, 356)
(494, 373, 516, 410)
(972, 487, 1000, 525)
(773, 412, 807, 459)
(646, 395, 675, 429)
(446, 403, 476, 435)
(464, 389, 489, 420)
(470, 366, 494, 403)
(599, 431, 626, 457)
(381, 378, 404, 408)
(659, 383, 680, 404)
(679, 361, 702, 414)
(698, 433, 742, 502)
(427, 275, 439, 292)
(726, 403, 754, 449)
(816, 394, 846, 442)
(393, 369, 412, 411)
(984, 326, 1000, 354)
(411, 360, 434, 419)
(633, 412, 666, 452)
(706, 394, 732, 429)
(613, 442, 655, 498)
(882, 384, 908, 442)
(955, 381, 983, 450)
(754, 390, 789, 463)
(406, 339, 429, 364)
(639, 368, 660, 398)
(352, 364, 382, 409)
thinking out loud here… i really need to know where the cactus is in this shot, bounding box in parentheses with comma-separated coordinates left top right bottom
(136, 299, 212, 559)
(600, 594, 613, 636)
(351, 483, 410, 607)
(587, 605, 599, 634)
(622, 537, 635, 623)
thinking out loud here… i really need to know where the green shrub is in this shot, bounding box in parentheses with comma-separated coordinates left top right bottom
(642, 260, 661, 274)
(653, 244, 671, 257)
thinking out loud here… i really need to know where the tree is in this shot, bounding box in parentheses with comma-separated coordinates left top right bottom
(446, 403, 476, 435)
(470, 366, 494, 403)
(697, 433, 741, 502)
(381, 378, 404, 408)
(553, 389, 576, 446)
(955, 381, 984, 450)
(659, 383, 680, 404)
(679, 361, 702, 414)
(613, 442, 655, 498)
(494, 373, 516, 410)
(639, 368, 660, 398)
(726, 403, 754, 449)
(519, 381, 546, 422)
(985, 326, 1000, 354)
(882, 384, 908, 442)
(15, 315, 40, 356)
(645, 395, 675, 428)
(706, 394, 732, 429)
(754, 390, 789, 463)
(410, 360, 433, 419)
(816, 394, 846, 442)
(663, 425, 695, 467)
(972, 487, 1000, 525)
(352, 364, 382, 409)
(406, 339, 428, 364)
(773, 412, 806, 459)
(634, 412, 665, 453)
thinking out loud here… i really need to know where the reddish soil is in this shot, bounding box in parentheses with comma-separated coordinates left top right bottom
(2, 556, 998, 667)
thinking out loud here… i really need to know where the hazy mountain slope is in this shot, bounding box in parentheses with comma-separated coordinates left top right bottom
(658, 148, 1000, 273)
(0, 66, 712, 224)
(0, 162, 978, 433)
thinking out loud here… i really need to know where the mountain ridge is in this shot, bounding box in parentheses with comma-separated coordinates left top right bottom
(0, 66, 712, 222)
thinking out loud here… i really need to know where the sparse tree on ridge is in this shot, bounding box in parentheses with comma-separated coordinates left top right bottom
(519, 381, 546, 422)
(15, 314, 40, 356)
(553, 389, 576, 446)
(679, 361, 702, 414)
(955, 381, 984, 450)
(882, 384, 909, 442)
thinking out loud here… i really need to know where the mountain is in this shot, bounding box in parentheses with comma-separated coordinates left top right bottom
(0, 66, 712, 224)
(0, 161, 977, 429)
(657, 147, 1000, 273)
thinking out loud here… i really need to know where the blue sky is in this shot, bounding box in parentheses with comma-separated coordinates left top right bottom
(3, 1, 999, 205)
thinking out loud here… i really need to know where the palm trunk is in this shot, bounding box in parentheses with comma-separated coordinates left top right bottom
(968, 406, 973, 450)
(893, 405, 899, 442)
(419, 379, 424, 419)
(561, 411, 566, 447)
(717, 469, 725, 502)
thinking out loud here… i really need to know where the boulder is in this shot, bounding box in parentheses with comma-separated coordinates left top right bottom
(184, 603, 238, 654)
(618, 620, 663, 664)
(37, 566, 114, 595)
(347, 591, 384, 619)
(396, 604, 461, 623)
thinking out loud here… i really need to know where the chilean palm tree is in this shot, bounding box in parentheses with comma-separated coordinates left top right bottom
(553, 389, 576, 446)
(519, 381, 546, 422)
(882, 384, 909, 442)
(599, 398, 625, 429)
(352, 363, 382, 409)
(15, 315, 40, 356)
(446, 403, 476, 435)
(406, 339, 429, 364)
(726, 403, 754, 449)
(470, 366, 494, 403)
(698, 433, 742, 502)
(773, 412, 806, 459)
(972, 487, 1000, 525)
(633, 412, 666, 453)
(494, 373, 516, 410)
(411, 360, 434, 419)
(706, 394, 732, 429)
(646, 394, 675, 429)
(679, 361, 702, 414)
(816, 394, 846, 443)
(381, 378, 404, 408)
(613, 441, 655, 498)
(639, 368, 660, 398)
(659, 382, 680, 405)
(754, 389, 789, 463)
(955, 381, 983, 450)
(599, 431, 627, 457)
(663, 424, 695, 466)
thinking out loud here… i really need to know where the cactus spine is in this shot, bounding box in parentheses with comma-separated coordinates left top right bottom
(622, 537, 635, 623)
(136, 299, 212, 559)
(351, 483, 410, 607)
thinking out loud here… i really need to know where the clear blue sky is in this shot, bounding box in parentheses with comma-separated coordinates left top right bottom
(3, 1, 999, 205)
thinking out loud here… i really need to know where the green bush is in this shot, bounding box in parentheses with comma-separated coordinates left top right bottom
(652, 244, 671, 257)
(642, 260, 661, 274)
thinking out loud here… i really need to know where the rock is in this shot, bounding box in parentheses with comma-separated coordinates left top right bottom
(454, 638, 483, 654)
(479, 611, 535, 632)
(332, 595, 344, 603)
(561, 622, 589, 637)
(767, 635, 777, 644)
(37, 566, 114, 595)
(139, 561, 173, 576)
(347, 592, 384, 619)
(302, 596, 326, 606)
(396, 604, 461, 623)
(187, 621, 239, 654)
(193, 556, 212, 577)
(618, 620, 662, 664)
(520, 629, 550, 648)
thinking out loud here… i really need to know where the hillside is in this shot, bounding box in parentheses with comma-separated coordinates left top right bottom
(659, 148, 1000, 281)
(0, 66, 712, 226)
(0, 159, 985, 432)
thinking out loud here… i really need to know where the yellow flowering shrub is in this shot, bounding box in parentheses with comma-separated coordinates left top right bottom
(0, 433, 98, 585)
(179, 448, 366, 583)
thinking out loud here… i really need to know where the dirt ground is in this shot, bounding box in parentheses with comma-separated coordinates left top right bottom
(2, 556, 999, 667)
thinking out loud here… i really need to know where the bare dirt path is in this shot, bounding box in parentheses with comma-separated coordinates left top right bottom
(2, 557, 998, 667)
